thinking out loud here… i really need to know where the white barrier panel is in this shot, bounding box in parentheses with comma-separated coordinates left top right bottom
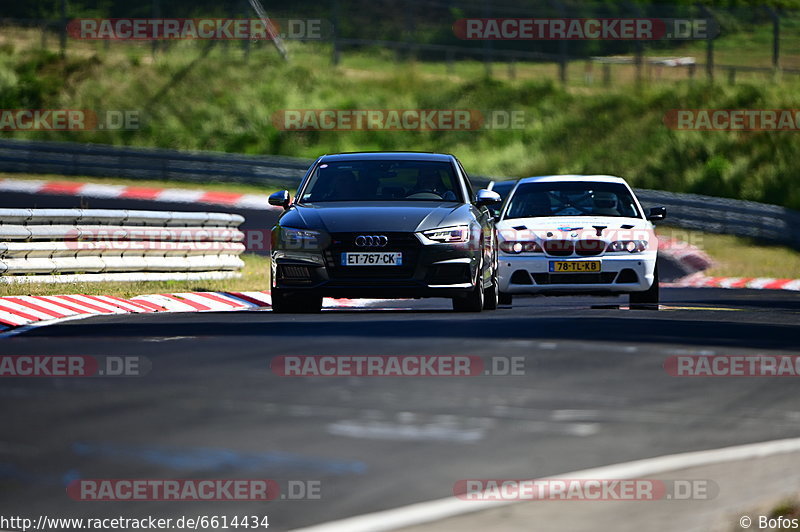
(0, 208, 247, 282)
(0, 271, 242, 284)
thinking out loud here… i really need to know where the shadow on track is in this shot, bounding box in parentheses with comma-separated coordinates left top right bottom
(17, 310, 799, 350)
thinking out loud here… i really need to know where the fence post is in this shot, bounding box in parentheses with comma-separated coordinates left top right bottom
(549, 0, 568, 84)
(698, 4, 715, 81)
(483, 0, 493, 77)
(331, 0, 340, 65)
(765, 6, 780, 72)
(59, 0, 68, 58)
(151, 0, 161, 59)
(241, 0, 251, 61)
(603, 63, 611, 87)
(728, 67, 736, 85)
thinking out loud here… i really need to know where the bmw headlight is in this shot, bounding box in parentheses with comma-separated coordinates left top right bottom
(607, 240, 648, 253)
(499, 241, 543, 254)
(420, 225, 471, 244)
(278, 227, 327, 250)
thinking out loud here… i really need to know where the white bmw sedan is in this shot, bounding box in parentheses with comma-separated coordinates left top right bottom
(496, 175, 666, 306)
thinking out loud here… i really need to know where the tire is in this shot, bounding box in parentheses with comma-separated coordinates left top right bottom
(453, 281, 484, 312)
(629, 264, 659, 307)
(271, 289, 323, 313)
(498, 292, 513, 305)
(483, 274, 498, 311)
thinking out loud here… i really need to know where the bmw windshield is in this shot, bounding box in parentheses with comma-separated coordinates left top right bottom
(503, 181, 642, 219)
(298, 160, 464, 203)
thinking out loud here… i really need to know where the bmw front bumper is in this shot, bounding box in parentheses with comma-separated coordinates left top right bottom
(498, 253, 657, 295)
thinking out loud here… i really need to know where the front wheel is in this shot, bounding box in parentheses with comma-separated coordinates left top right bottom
(629, 264, 659, 307)
(483, 275, 498, 311)
(453, 281, 484, 312)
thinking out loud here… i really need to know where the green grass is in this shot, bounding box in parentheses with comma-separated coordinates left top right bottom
(0, 254, 270, 299)
(2, 27, 800, 209)
(659, 227, 800, 279)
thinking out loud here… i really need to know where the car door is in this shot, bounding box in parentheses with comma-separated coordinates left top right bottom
(455, 158, 496, 286)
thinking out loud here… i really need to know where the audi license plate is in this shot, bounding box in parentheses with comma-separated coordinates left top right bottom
(549, 261, 601, 272)
(342, 252, 403, 266)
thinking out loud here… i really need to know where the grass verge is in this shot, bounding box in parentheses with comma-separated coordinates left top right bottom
(0, 254, 270, 299)
(659, 227, 800, 279)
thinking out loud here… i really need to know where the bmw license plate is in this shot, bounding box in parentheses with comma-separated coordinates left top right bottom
(342, 252, 403, 266)
(549, 261, 601, 272)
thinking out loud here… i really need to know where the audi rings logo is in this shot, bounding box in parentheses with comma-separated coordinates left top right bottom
(355, 235, 388, 247)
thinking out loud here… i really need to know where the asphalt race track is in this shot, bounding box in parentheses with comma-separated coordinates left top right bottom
(1, 288, 799, 530)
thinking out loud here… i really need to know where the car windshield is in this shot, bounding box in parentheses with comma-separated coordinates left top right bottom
(299, 160, 462, 202)
(504, 181, 641, 219)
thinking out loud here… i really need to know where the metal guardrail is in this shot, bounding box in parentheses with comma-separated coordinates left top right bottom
(0, 139, 310, 187)
(0, 208, 246, 283)
(635, 189, 800, 249)
(1, 139, 799, 250)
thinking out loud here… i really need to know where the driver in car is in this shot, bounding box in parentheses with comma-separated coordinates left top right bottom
(409, 169, 457, 200)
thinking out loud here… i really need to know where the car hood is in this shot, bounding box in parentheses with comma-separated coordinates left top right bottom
(496, 216, 652, 239)
(281, 201, 469, 233)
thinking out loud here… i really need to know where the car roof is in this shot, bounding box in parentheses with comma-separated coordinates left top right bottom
(490, 179, 518, 188)
(319, 152, 455, 163)
(517, 175, 630, 185)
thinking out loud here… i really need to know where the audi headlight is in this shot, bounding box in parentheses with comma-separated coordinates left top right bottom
(420, 225, 471, 244)
(608, 240, 648, 253)
(278, 227, 327, 250)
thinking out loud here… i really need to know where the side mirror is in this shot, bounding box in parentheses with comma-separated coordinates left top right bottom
(647, 206, 666, 221)
(475, 189, 502, 208)
(269, 190, 291, 210)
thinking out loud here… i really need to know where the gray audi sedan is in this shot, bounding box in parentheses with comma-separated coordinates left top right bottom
(268, 152, 501, 313)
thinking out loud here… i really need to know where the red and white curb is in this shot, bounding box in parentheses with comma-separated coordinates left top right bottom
(0, 291, 376, 336)
(666, 272, 800, 291)
(0, 178, 280, 210)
